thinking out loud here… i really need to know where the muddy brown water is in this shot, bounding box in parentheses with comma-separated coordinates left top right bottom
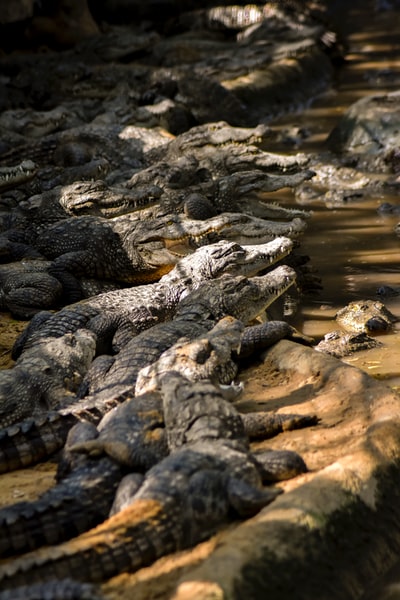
(264, 2, 400, 395)
(268, 5, 400, 597)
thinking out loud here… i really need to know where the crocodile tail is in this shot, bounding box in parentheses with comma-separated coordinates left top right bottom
(0, 499, 183, 588)
(0, 412, 76, 474)
(0, 578, 102, 600)
(0, 458, 122, 558)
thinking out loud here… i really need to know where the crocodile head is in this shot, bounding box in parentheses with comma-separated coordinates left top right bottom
(0, 161, 37, 191)
(163, 238, 294, 284)
(177, 265, 297, 324)
(130, 212, 306, 255)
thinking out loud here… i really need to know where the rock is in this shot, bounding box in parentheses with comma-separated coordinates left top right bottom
(327, 91, 400, 170)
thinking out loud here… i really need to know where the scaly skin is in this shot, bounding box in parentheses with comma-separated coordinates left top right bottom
(135, 316, 243, 394)
(80, 265, 296, 398)
(0, 329, 96, 428)
(2, 210, 304, 305)
(0, 578, 102, 600)
(0, 391, 130, 474)
(12, 238, 294, 359)
(0, 392, 167, 558)
(0, 374, 309, 588)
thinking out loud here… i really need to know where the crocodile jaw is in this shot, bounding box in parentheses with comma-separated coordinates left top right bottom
(235, 265, 297, 323)
(235, 237, 294, 276)
(0, 160, 37, 191)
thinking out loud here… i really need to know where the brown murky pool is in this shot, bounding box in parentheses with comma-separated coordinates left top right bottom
(264, 3, 400, 391)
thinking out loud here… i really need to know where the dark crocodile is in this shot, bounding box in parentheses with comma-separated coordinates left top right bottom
(0, 260, 63, 318)
(0, 391, 167, 558)
(146, 121, 310, 174)
(0, 161, 37, 191)
(0, 106, 71, 139)
(2, 209, 305, 305)
(126, 154, 314, 220)
(0, 124, 144, 172)
(0, 373, 307, 588)
(21, 179, 163, 222)
(12, 238, 294, 359)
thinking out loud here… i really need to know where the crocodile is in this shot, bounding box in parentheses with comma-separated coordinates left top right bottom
(0, 329, 96, 428)
(0, 319, 315, 558)
(2, 210, 305, 305)
(125, 154, 314, 220)
(135, 318, 313, 395)
(0, 315, 314, 475)
(0, 373, 307, 588)
(335, 299, 398, 333)
(146, 121, 310, 174)
(17, 179, 164, 223)
(0, 391, 167, 558)
(12, 238, 295, 359)
(0, 106, 71, 139)
(314, 330, 383, 358)
(78, 265, 297, 399)
(0, 161, 37, 192)
(0, 124, 145, 171)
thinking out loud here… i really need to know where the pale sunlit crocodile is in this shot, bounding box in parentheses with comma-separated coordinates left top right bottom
(0, 373, 307, 589)
(12, 238, 295, 360)
(135, 317, 314, 395)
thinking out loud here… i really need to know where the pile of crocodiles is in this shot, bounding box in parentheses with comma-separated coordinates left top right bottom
(0, 1, 397, 597)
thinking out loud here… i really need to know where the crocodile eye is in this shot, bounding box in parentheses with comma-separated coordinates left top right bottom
(365, 316, 389, 332)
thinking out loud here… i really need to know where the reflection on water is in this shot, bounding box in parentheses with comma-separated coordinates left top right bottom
(265, 1, 400, 390)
